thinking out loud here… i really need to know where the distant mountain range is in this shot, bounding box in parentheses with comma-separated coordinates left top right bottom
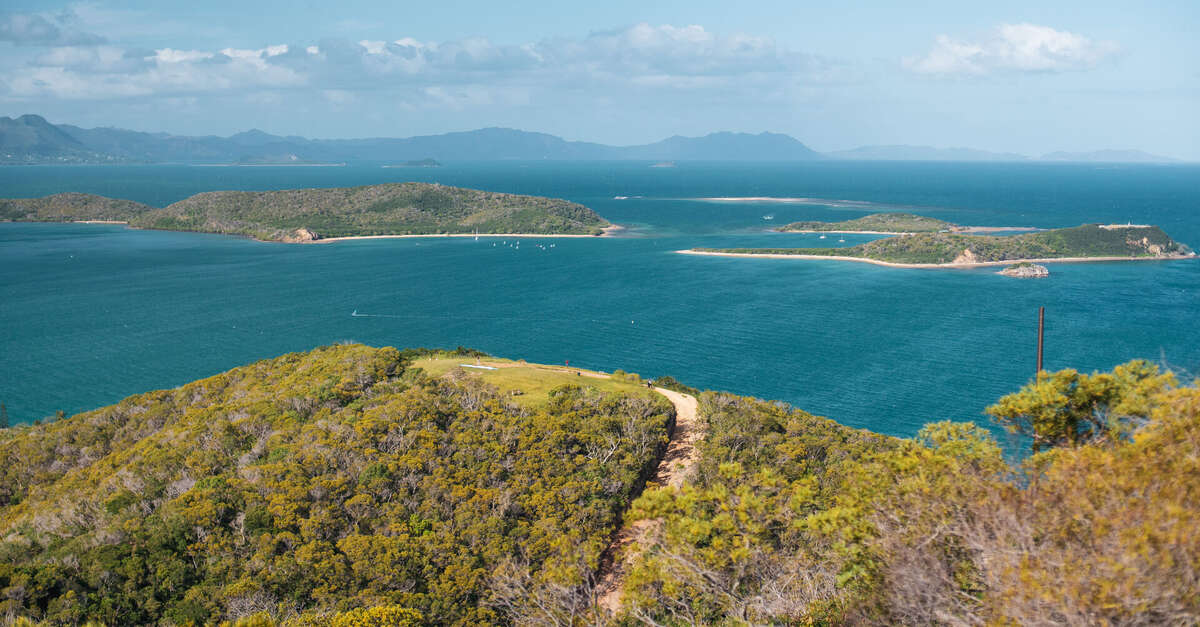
(0, 114, 1184, 164)
(826, 145, 1032, 162)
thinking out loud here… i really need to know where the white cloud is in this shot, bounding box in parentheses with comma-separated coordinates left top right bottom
(0, 23, 838, 106)
(904, 23, 1118, 76)
(153, 48, 213, 64)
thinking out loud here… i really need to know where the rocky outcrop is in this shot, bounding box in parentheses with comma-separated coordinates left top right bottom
(952, 248, 978, 264)
(999, 263, 1049, 278)
(283, 228, 319, 243)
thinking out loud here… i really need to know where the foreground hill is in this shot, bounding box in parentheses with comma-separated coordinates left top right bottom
(2, 346, 1198, 625)
(695, 223, 1194, 266)
(0, 182, 612, 241)
(0, 345, 675, 625)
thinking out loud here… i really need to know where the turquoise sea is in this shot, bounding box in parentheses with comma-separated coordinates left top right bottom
(2, 161, 1198, 445)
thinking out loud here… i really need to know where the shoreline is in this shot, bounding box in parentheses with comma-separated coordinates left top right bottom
(677, 249, 1198, 269)
(309, 224, 624, 243)
(775, 226, 1042, 235)
(30, 221, 624, 243)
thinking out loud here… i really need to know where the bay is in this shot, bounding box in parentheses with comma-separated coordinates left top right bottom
(2, 161, 1198, 445)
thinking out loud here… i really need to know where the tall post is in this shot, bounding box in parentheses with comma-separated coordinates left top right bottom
(1036, 306, 1045, 376)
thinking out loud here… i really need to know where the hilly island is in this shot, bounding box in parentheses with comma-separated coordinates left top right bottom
(0, 183, 612, 242)
(1, 344, 1197, 625)
(690, 213, 1194, 267)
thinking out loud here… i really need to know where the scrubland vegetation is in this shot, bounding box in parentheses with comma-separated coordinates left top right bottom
(0, 346, 672, 625)
(1, 347, 1197, 626)
(618, 359, 1198, 625)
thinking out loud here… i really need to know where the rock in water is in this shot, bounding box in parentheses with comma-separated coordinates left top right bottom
(999, 262, 1049, 278)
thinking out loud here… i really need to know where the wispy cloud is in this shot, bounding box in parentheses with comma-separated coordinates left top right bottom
(0, 22, 841, 103)
(904, 23, 1118, 76)
(0, 9, 106, 46)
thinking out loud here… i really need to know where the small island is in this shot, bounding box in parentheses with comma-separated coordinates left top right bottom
(685, 223, 1195, 267)
(777, 212, 956, 234)
(775, 211, 1041, 234)
(0, 182, 614, 243)
(383, 158, 442, 168)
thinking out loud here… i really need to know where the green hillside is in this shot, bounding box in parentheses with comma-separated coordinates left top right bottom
(703, 223, 1193, 264)
(1, 183, 612, 241)
(777, 212, 955, 233)
(0, 193, 154, 222)
(0, 346, 672, 625)
(2, 347, 1198, 625)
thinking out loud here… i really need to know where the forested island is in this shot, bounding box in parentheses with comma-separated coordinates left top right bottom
(0, 182, 612, 242)
(384, 158, 442, 168)
(0, 345, 1196, 625)
(691, 223, 1194, 266)
(777, 212, 956, 233)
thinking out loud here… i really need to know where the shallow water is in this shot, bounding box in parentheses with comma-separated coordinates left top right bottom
(2, 161, 1198, 445)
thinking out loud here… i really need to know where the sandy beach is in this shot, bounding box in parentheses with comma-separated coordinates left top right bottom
(309, 224, 624, 243)
(677, 249, 1196, 269)
(73, 220, 129, 224)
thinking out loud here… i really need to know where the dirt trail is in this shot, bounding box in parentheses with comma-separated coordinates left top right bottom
(594, 386, 700, 614)
(462, 360, 702, 614)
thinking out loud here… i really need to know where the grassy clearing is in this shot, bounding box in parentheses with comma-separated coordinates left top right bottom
(410, 357, 658, 408)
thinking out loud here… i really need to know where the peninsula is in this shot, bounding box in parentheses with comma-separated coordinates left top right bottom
(687, 223, 1194, 267)
(0, 182, 612, 242)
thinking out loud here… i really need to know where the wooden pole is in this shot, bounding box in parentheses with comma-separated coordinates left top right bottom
(1037, 306, 1045, 376)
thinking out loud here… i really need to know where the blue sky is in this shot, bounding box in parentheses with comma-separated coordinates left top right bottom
(1, 1, 1197, 158)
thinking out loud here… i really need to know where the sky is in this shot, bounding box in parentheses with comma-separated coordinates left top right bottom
(1, 1, 1197, 158)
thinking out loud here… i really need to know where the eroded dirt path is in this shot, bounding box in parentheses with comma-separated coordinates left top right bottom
(462, 360, 703, 614)
(594, 386, 701, 614)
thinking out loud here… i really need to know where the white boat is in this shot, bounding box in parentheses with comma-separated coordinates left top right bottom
(763, 214, 774, 220)
(819, 234, 827, 239)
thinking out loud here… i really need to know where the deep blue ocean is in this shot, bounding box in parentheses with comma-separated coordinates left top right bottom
(2, 161, 1198, 446)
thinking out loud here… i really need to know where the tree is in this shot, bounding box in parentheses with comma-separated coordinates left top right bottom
(985, 360, 1175, 452)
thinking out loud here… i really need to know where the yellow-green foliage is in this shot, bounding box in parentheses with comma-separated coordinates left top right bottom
(986, 358, 1175, 450)
(0, 345, 673, 625)
(410, 358, 656, 409)
(623, 364, 1200, 625)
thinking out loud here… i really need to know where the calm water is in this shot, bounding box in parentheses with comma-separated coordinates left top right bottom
(2, 161, 1198, 445)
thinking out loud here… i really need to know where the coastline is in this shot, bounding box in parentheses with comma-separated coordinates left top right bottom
(677, 249, 1197, 269)
(775, 226, 1041, 235)
(73, 220, 129, 224)
(307, 224, 624, 243)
